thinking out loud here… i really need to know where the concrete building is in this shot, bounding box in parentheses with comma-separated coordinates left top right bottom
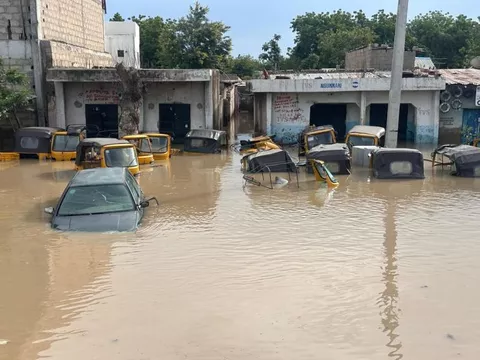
(46, 68, 226, 139)
(437, 69, 480, 144)
(248, 70, 445, 145)
(105, 21, 140, 69)
(345, 44, 416, 71)
(0, 0, 114, 128)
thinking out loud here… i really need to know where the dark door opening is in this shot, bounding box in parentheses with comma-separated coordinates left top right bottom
(159, 104, 191, 143)
(309, 104, 347, 140)
(369, 104, 409, 143)
(85, 104, 119, 137)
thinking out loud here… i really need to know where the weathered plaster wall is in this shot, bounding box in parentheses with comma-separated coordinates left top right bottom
(105, 21, 140, 68)
(439, 86, 480, 144)
(265, 90, 438, 144)
(62, 82, 206, 132)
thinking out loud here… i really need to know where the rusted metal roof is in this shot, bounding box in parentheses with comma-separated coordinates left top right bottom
(437, 69, 480, 85)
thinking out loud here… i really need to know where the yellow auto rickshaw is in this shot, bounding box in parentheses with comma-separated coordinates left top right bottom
(75, 138, 140, 176)
(144, 133, 173, 160)
(50, 125, 88, 161)
(239, 134, 280, 155)
(122, 134, 155, 165)
(345, 125, 385, 151)
(310, 159, 339, 188)
(12, 126, 65, 160)
(298, 125, 336, 157)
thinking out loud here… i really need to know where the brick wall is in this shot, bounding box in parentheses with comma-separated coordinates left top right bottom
(41, 0, 106, 53)
(0, 0, 29, 40)
(345, 46, 416, 71)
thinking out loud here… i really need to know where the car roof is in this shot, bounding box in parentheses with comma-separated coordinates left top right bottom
(348, 125, 386, 137)
(79, 138, 131, 146)
(69, 168, 128, 187)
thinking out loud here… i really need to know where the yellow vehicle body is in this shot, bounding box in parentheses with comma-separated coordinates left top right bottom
(144, 133, 172, 161)
(239, 135, 281, 155)
(473, 139, 480, 147)
(75, 138, 140, 176)
(122, 135, 155, 165)
(50, 130, 86, 161)
(12, 126, 65, 160)
(310, 159, 339, 188)
(345, 125, 386, 149)
(298, 126, 336, 156)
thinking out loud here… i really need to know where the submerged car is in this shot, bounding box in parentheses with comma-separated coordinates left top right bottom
(122, 134, 155, 165)
(144, 133, 173, 160)
(370, 148, 425, 179)
(14, 126, 65, 160)
(305, 143, 351, 175)
(50, 125, 88, 161)
(432, 144, 480, 177)
(184, 129, 227, 153)
(44, 167, 158, 232)
(298, 125, 336, 157)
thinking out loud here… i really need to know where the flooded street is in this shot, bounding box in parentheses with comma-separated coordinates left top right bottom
(1, 151, 480, 360)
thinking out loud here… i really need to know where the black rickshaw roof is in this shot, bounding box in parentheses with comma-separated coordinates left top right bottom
(78, 138, 131, 147)
(432, 144, 480, 160)
(16, 126, 65, 138)
(185, 129, 226, 140)
(70, 168, 127, 187)
(373, 148, 423, 155)
(348, 125, 386, 138)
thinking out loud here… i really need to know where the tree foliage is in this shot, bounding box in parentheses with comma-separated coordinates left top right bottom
(259, 34, 283, 70)
(110, 12, 124, 22)
(0, 59, 33, 123)
(225, 55, 262, 79)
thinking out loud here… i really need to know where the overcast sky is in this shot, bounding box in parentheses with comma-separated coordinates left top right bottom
(106, 0, 480, 57)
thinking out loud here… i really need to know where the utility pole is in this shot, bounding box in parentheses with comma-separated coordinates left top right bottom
(385, 0, 409, 148)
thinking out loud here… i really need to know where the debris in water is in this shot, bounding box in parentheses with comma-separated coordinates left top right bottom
(421, 285, 428, 288)
(446, 334, 455, 340)
(0, 339, 9, 345)
(273, 176, 289, 186)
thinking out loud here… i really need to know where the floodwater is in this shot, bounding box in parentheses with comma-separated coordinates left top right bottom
(1, 149, 480, 360)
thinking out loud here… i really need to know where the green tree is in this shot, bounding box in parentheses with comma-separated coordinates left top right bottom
(0, 59, 33, 125)
(259, 34, 282, 70)
(226, 55, 262, 79)
(110, 12, 124, 22)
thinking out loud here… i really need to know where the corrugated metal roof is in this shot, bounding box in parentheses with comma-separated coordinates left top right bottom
(269, 71, 392, 80)
(415, 57, 436, 70)
(437, 69, 480, 85)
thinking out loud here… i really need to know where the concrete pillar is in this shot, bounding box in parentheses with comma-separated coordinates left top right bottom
(432, 91, 440, 145)
(266, 93, 272, 134)
(360, 92, 367, 125)
(54, 81, 66, 128)
(204, 79, 214, 129)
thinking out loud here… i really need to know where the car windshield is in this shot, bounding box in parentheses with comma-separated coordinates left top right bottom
(57, 184, 135, 216)
(150, 137, 169, 153)
(104, 147, 138, 167)
(139, 138, 152, 153)
(52, 135, 79, 152)
(348, 135, 376, 146)
(307, 132, 334, 149)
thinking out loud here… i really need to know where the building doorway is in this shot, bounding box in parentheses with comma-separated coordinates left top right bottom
(309, 104, 347, 140)
(85, 104, 118, 137)
(369, 104, 410, 143)
(159, 104, 191, 143)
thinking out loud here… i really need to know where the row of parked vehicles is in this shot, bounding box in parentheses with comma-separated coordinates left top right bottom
(238, 123, 480, 188)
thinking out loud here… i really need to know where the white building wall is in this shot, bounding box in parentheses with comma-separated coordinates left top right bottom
(266, 90, 438, 144)
(105, 22, 140, 68)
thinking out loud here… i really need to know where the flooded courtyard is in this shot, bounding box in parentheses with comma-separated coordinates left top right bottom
(1, 151, 480, 360)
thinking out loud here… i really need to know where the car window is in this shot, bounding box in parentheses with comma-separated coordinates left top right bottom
(57, 184, 135, 216)
(125, 171, 142, 199)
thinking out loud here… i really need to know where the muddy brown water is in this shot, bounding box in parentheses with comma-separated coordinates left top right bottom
(1, 150, 480, 360)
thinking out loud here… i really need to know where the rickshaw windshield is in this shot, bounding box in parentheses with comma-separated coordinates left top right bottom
(307, 132, 334, 149)
(348, 135, 376, 146)
(104, 147, 138, 167)
(52, 135, 79, 152)
(313, 161, 338, 182)
(138, 138, 152, 153)
(150, 137, 169, 153)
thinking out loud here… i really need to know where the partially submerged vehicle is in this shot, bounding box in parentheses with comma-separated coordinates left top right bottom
(345, 125, 385, 151)
(239, 135, 280, 155)
(310, 160, 339, 187)
(184, 129, 227, 154)
(75, 138, 140, 176)
(305, 143, 351, 175)
(122, 134, 155, 165)
(14, 126, 64, 160)
(50, 125, 88, 161)
(298, 125, 336, 157)
(144, 133, 172, 160)
(370, 148, 425, 179)
(241, 149, 297, 173)
(431, 144, 480, 177)
(44, 167, 158, 232)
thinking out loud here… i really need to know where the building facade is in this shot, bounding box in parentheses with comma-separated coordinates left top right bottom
(46, 68, 226, 139)
(437, 69, 480, 144)
(105, 21, 140, 69)
(248, 71, 445, 145)
(0, 0, 113, 127)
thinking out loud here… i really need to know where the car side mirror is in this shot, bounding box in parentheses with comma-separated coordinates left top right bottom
(139, 201, 150, 208)
(44, 207, 54, 215)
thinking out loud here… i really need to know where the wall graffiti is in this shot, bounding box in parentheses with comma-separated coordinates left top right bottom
(417, 108, 431, 116)
(273, 94, 305, 123)
(81, 88, 121, 103)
